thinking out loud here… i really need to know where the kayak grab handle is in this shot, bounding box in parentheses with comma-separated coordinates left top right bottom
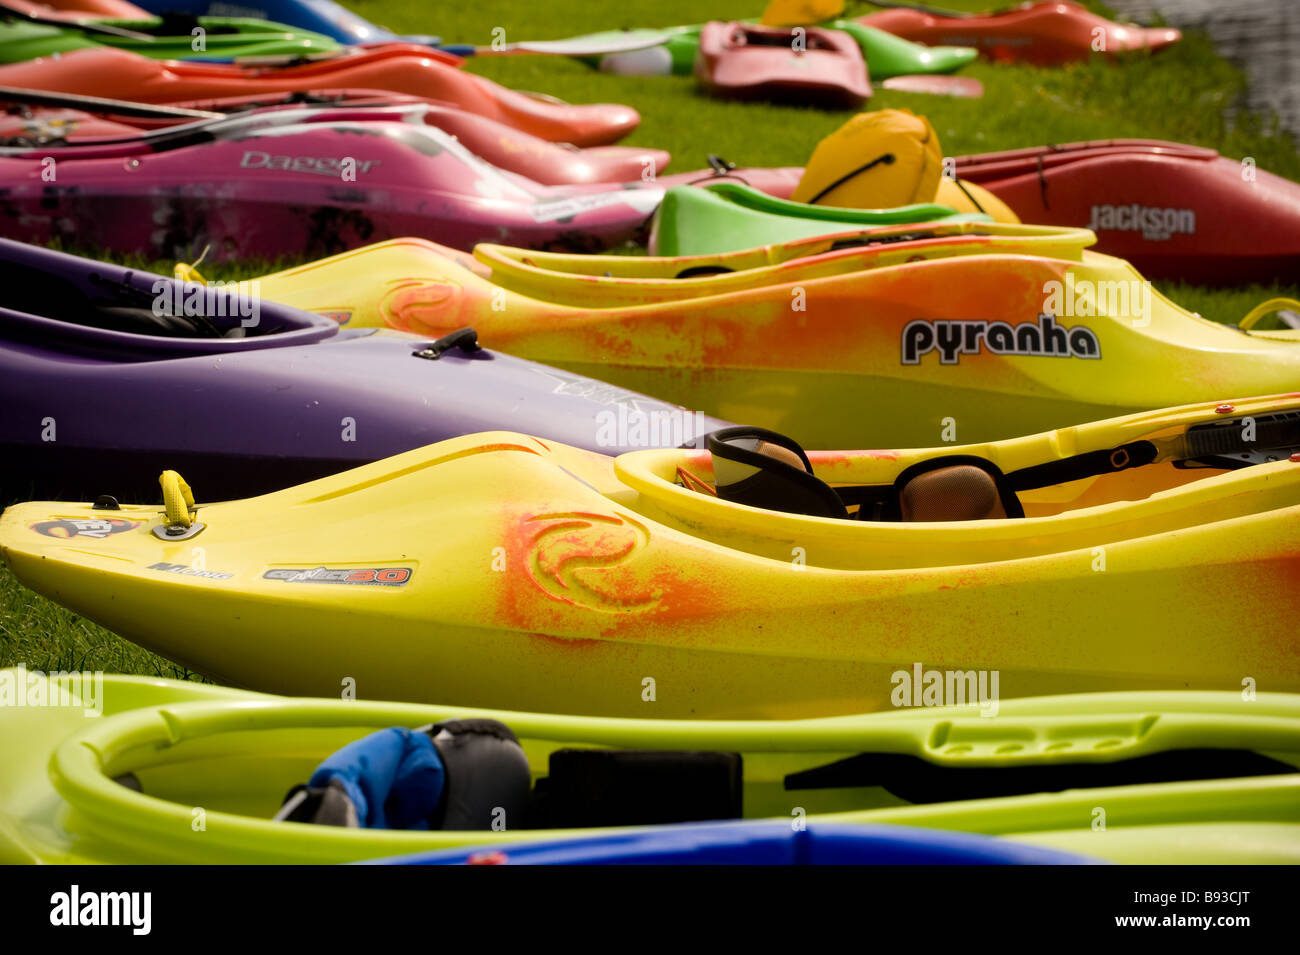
(160, 471, 195, 530)
(413, 327, 482, 360)
(1238, 297, 1300, 330)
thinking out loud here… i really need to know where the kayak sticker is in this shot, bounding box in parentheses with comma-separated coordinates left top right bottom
(148, 561, 234, 581)
(239, 151, 381, 177)
(1087, 204, 1195, 241)
(531, 366, 653, 407)
(528, 189, 664, 223)
(31, 518, 141, 539)
(525, 512, 660, 612)
(263, 567, 413, 587)
(901, 314, 1100, 365)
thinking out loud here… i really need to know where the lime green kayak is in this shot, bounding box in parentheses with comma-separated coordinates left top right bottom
(570, 20, 975, 79)
(0, 15, 340, 63)
(2, 668, 1295, 864)
(649, 179, 986, 255)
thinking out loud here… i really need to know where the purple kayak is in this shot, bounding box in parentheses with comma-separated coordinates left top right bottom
(0, 104, 801, 260)
(0, 238, 728, 501)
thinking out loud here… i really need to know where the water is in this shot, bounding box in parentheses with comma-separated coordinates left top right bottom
(1107, 0, 1300, 138)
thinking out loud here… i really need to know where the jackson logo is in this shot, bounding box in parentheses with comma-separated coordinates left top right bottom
(901, 314, 1100, 365)
(31, 518, 141, 539)
(1087, 203, 1196, 241)
(263, 566, 413, 586)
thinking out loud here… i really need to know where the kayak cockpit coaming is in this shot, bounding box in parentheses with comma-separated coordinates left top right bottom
(0, 236, 339, 356)
(28, 683, 1300, 863)
(471, 226, 1101, 309)
(606, 400, 1300, 571)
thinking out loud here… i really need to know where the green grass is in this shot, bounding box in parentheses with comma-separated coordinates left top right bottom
(2, 0, 1298, 679)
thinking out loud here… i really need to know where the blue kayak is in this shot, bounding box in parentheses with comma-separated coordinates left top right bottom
(364, 821, 1102, 865)
(134, 0, 439, 46)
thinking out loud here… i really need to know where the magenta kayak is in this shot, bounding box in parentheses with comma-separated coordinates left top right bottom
(0, 105, 801, 259)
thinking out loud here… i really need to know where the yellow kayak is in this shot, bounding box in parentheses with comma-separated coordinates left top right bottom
(3, 395, 1298, 718)
(226, 224, 1300, 446)
(2, 670, 1296, 864)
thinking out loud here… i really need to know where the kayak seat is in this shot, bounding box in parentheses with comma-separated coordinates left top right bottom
(534, 749, 744, 828)
(275, 720, 531, 831)
(708, 425, 849, 519)
(707, 426, 1025, 522)
(899, 465, 1007, 521)
(889, 457, 1025, 521)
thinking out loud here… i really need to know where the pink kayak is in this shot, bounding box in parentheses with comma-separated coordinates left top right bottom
(0, 105, 800, 259)
(0, 90, 672, 185)
(954, 139, 1300, 283)
(696, 21, 871, 110)
(859, 2, 1180, 67)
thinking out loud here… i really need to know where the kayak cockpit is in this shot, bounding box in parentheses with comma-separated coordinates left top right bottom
(0, 237, 338, 356)
(37, 682, 1300, 863)
(612, 397, 1300, 570)
(472, 222, 1096, 307)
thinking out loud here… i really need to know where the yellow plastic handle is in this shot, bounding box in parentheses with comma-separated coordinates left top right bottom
(159, 470, 195, 528)
(172, 244, 212, 286)
(172, 262, 207, 285)
(1238, 297, 1300, 330)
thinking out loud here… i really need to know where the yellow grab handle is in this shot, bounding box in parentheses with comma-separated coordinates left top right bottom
(1238, 297, 1300, 330)
(160, 470, 195, 528)
(172, 244, 212, 285)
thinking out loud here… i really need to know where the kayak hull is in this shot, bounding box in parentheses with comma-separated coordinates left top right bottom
(858, 2, 1181, 67)
(3, 396, 1299, 717)
(649, 180, 984, 256)
(0, 239, 727, 500)
(0, 677, 1295, 864)
(0, 46, 640, 146)
(0, 94, 671, 186)
(0, 16, 341, 64)
(128, 0, 424, 45)
(695, 21, 871, 110)
(247, 233, 1300, 448)
(0, 105, 797, 258)
(955, 140, 1300, 284)
(370, 821, 1097, 865)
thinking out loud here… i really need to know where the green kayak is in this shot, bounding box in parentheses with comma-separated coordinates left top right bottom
(569, 20, 975, 79)
(649, 179, 987, 255)
(0, 15, 340, 63)
(2, 668, 1295, 864)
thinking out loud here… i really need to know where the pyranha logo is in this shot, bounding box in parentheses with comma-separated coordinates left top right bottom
(1087, 203, 1195, 241)
(901, 314, 1100, 365)
(31, 517, 140, 539)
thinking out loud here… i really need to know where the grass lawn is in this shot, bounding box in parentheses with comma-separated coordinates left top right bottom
(1, 0, 1297, 681)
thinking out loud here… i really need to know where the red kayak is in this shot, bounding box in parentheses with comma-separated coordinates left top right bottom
(0, 91, 670, 185)
(0, 46, 640, 146)
(859, 2, 1180, 67)
(9, 0, 148, 18)
(954, 139, 1300, 284)
(695, 21, 870, 110)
